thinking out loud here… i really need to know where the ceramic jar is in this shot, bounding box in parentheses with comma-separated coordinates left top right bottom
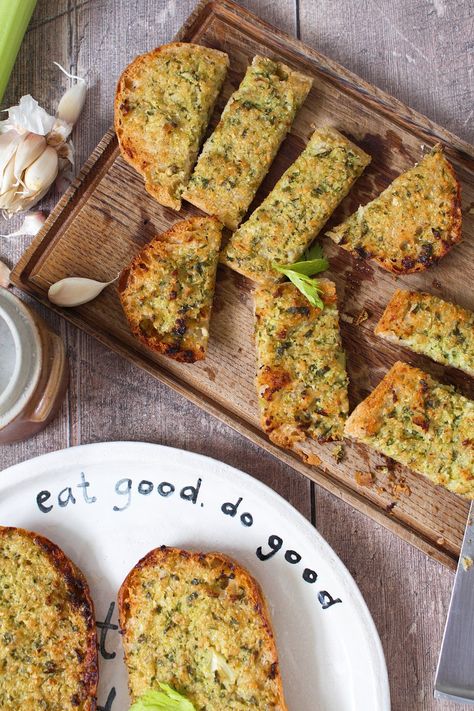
(0, 287, 68, 444)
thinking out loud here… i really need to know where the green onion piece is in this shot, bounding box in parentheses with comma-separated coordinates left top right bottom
(0, 0, 37, 105)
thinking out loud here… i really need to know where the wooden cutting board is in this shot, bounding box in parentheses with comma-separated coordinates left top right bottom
(11, 0, 474, 570)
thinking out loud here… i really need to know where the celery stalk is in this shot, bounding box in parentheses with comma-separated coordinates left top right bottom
(0, 0, 37, 105)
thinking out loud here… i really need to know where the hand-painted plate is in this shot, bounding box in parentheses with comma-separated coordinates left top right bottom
(0, 442, 390, 710)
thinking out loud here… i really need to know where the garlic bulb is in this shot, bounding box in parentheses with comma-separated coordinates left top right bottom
(48, 276, 117, 307)
(0, 63, 87, 217)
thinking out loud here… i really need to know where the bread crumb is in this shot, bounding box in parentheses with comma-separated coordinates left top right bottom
(300, 451, 321, 466)
(340, 313, 354, 324)
(332, 444, 345, 463)
(355, 470, 374, 486)
(393, 481, 411, 497)
(462, 555, 473, 571)
(436, 537, 445, 546)
(354, 308, 370, 326)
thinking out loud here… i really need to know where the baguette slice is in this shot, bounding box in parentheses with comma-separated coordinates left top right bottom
(345, 362, 474, 498)
(119, 216, 222, 363)
(115, 42, 229, 210)
(255, 279, 349, 449)
(327, 146, 462, 273)
(375, 289, 474, 377)
(0, 526, 98, 710)
(221, 127, 371, 283)
(183, 55, 313, 230)
(119, 546, 288, 711)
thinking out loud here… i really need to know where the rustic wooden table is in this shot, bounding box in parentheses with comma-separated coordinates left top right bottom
(0, 1, 472, 709)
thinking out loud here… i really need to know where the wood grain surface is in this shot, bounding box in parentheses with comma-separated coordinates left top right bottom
(11, 0, 474, 572)
(1, 1, 473, 709)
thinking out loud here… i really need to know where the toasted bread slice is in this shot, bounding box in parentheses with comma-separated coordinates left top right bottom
(118, 546, 287, 710)
(221, 127, 371, 283)
(327, 146, 462, 273)
(119, 216, 222, 362)
(255, 279, 349, 449)
(375, 289, 474, 377)
(344, 362, 474, 498)
(115, 42, 229, 210)
(0, 526, 98, 710)
(183, 55, 313, 230)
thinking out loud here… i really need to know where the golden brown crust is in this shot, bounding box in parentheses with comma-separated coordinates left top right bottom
(118, 216, 222, 363)
(118, 546, 288, 710)
(0, 526, 98, 710)
(115, 42, 229, 210)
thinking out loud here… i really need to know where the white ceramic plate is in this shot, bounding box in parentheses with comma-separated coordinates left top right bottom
(0, 442, 390, 710)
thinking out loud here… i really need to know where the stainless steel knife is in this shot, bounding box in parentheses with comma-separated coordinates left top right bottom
(435, 500, 474, 704)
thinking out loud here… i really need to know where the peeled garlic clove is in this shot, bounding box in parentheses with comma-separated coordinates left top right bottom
(48, 276, 117, 307)
(0, 260, 11, 288)
(14, 132, 46, 181)
(0, 211, 46, 237)
(23, 146, 58, 194)
(56, 82, 87, 125)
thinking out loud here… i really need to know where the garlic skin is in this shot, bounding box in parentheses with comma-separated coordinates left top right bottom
(48, 276, 117, 307)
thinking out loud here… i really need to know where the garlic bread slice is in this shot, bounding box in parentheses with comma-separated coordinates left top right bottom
(255, 279, 349, 449)
(0, 526, 98, 710)
(345, 362, 474, 498)
(119, 546, 288, 711)
(183, 55, 312, 230)
(375, 289, 474, 377)
(115, 42, 229, 210)
(327, 146, 461, 273)
(221, 127, 370, 283)
(119, 216, 222, 362)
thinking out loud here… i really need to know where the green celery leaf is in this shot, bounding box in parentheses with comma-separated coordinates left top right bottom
(303, 242, 325, 261)
(278, 268, 325, 310)
(129, 684, 196, 711)
(275, 256, 328, 276)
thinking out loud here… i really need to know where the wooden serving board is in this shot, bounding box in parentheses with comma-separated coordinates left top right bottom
(12, 0, 474, 570)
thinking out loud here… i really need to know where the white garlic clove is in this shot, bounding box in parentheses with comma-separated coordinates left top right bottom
(0, 260, 11, 288)
(48, 276, 117, 307)
(0, 130, 22, 178)
(13, 132, 46, 181)
(23, 146, 58, 194)
(2, 183, 50, 214)
(56, 82, 87, 126)
(0, 211, 46, 238)
(1, 156, 16, 196)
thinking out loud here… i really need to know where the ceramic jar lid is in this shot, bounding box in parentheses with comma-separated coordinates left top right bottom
(0, 288, 42, 430)
(0, 287, 68, 443)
